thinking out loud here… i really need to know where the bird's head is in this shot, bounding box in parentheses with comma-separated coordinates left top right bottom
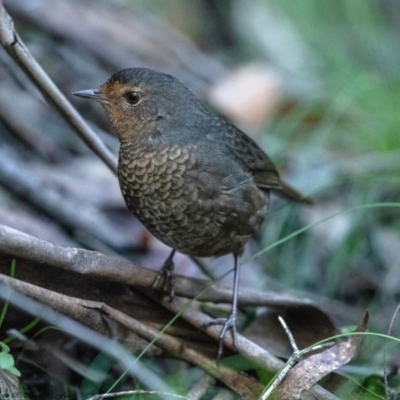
(74, 68, 202, 142)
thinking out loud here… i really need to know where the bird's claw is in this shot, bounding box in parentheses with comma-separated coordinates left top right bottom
(201, 313, 238, 360)
(151, 258, 175, 299)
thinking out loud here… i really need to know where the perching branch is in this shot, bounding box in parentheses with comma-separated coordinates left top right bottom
(0, 224, 336, 399)
(0, 223, 320, 308)
(0, 275, 261, 399)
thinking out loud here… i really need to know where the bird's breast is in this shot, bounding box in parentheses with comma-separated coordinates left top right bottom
(118, 141, 194, 212)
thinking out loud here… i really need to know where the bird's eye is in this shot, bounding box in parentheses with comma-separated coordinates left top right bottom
(125, 91, 141, 105)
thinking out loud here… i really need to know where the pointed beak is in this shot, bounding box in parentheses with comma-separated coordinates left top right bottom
(73, 89, 107, 102)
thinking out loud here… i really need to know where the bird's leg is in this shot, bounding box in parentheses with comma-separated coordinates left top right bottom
(151, 248, 176, 299)
(202, 254, 240, 359)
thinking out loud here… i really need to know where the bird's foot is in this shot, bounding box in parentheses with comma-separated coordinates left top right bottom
(151, 257, 175, 299)
(201, 312, 238, 360)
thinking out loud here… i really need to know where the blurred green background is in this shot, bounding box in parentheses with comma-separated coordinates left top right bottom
(2, 0, 400, 397)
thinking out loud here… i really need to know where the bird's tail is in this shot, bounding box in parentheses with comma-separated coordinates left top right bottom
(275, 181, 313, 205)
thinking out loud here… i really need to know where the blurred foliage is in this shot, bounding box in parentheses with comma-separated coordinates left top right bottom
(2, 0, 400, 398)
(269, 0, 400, 153)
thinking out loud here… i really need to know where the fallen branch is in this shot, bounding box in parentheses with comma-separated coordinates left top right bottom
(0, 223, 337, 398)
(0, 223, 319, 308)
(0, 274, 261, 399)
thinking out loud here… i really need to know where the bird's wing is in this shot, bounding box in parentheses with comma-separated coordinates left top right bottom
(182, 143, 266, 235)
(215, 120, 280, 186)
(216, 119, 312, 204)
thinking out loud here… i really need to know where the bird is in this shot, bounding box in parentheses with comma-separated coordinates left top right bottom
(74, 67, 310, 358)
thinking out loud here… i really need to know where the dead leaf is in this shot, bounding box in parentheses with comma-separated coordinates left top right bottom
(269, 312, 369, 400)
(245, 306, 336, 359)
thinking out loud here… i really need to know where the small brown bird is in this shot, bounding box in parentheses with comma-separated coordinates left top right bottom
(74, 68, 310, 357)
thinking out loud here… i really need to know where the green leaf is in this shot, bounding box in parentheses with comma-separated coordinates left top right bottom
(8, 366, 21, 377)
(0, 342, 10, 353)
(0, 352, 15, 370)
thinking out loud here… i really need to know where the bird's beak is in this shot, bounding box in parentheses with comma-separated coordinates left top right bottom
(73, 89, 107, 102)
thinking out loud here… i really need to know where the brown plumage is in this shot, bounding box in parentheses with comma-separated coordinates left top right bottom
(74, 68, 310, 358)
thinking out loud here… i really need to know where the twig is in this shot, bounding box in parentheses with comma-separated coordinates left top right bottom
(185, 375, 216, 400)
(0, 281, 172, 394)
(262, 316, 302, 399)
(384, 303, 400, 397)
(0, 224, 319, 308)
(150, 294, 338, 400)
(278, 315, 299, 353)
(0, 0, 117, 174)
(261, 316, 336, 400)
(0, 225, 337, 397)
(0, 274, 261, 399)
(101, 302, 262, 399)
(6, 0, 228, 93)
(87, 390, 188, 400)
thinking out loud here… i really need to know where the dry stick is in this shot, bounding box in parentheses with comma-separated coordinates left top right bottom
(87, 391, 187, 400)
(0, 281, 172, 394)
(153, 293, 283, 370)
(185, 375, 216, 400)
(261, 317, 305, 399)
(149, 295, 338, 400)
(0, 1, 117, 174)
(0, 223, 279, 375)
(384, 303, 400, 397)
(0, 231, 336, 398)
(0, 224, 316, 308)
(97, 303, 262, 399)
(0, 273, 261, 399)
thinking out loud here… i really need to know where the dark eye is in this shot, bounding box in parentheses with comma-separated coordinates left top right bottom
(125, 91, 141, 105)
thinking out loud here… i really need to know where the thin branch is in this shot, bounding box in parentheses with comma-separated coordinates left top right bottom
(0, 225, 337, 399)
(0, 274, 262, 399)
(0, 281, 172, 394)
(87, 391, 188, 400)
(0, 223, 319, 308)
(384, 303, 400, 396)
(185, 375, 216, 400)
(0, 0, 117, 174)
